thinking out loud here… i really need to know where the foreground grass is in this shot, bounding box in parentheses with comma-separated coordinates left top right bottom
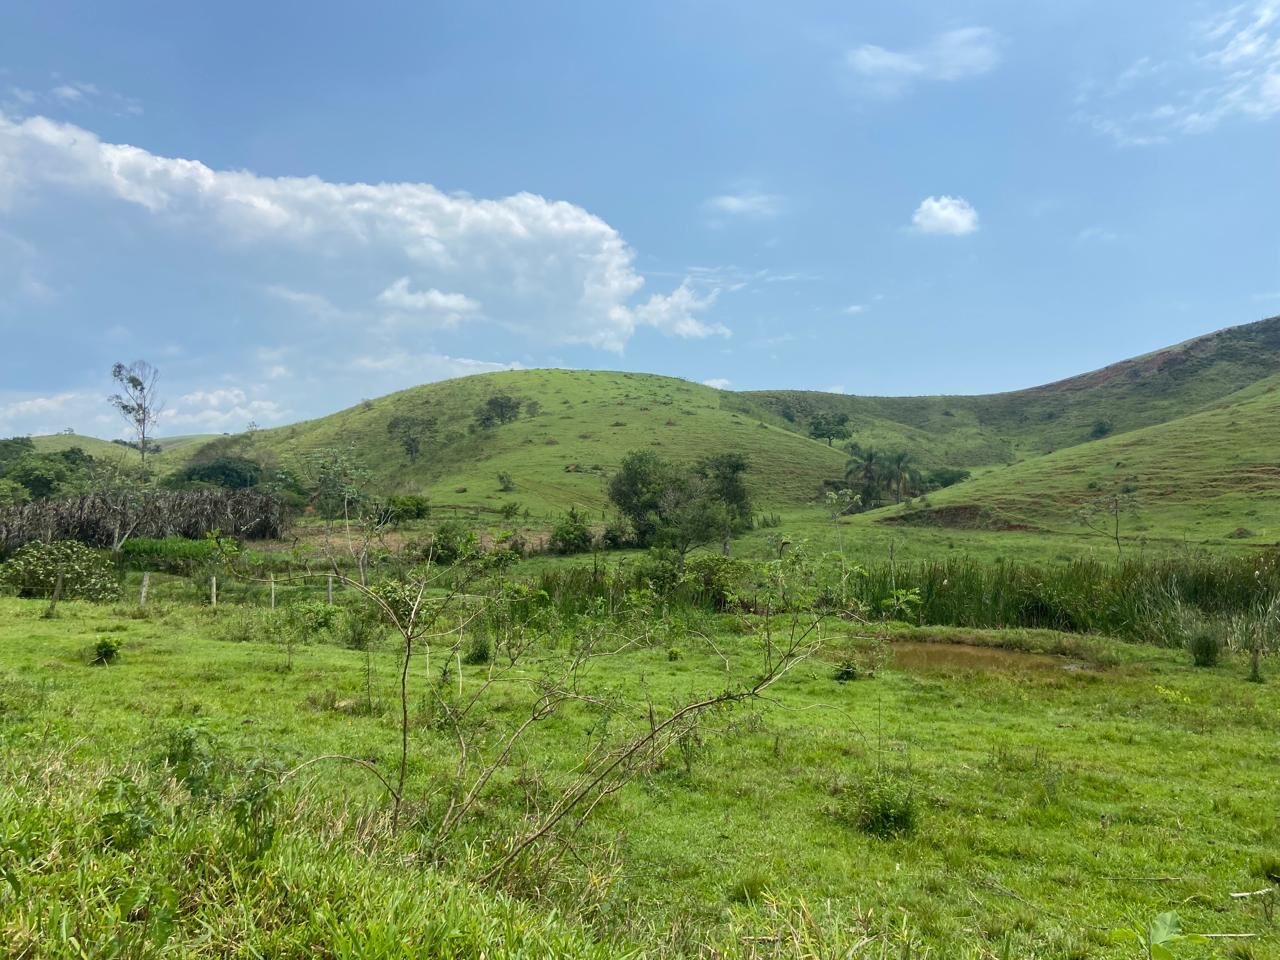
(2, 597, 1278, 957)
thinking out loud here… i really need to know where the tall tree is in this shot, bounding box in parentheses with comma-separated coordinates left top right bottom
(845, 447, 884, 508)
(108, 361, 163, 467)
(886, 451, 918, 504)
(808, 412, 851, 447)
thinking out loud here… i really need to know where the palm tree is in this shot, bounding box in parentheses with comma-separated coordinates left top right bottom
(845, 447, 884, 508)
(886, 451, 918, 504)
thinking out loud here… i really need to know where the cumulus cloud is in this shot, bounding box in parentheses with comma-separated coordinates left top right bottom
(0, 113, 727, 351)
(701, 377, 732, 390)
(1080, 2, 1280, 144)
(169, 387, 285, 430)
(376, 278, 481, 327)
(843, 304, 867, 315)
(846, 27, 1001, 97)
(911, 195, 979, 236)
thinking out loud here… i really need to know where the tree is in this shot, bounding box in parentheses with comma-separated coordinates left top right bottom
(885, 451, 919, 504)
(474, 394, 522, 429)
(606, 450, 672, 546)
(109, 361, 163, 468)
(548, 507, 594, 555)
(387, 415, 436, 464)
(845, 447, 885, 508)
(808, 412, 851, 446)
(697, 453, 752, 528)
(1076, 491, 1138, 554)
(655, 476, 730, 559)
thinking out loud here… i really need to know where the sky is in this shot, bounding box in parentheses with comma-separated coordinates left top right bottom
(1, 0, 1278, 438)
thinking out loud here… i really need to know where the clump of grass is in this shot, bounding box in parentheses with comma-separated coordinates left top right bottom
(90, 637, 121, 665)
(727, 869, 770, 905)
(836, 768, 918, 838)
(1253, 854, 1280, 884)
(462, 632, 492, 665)
(1188, 628, 1221, 667)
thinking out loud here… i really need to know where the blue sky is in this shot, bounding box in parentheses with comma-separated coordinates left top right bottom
(1, 1, 1278, 437)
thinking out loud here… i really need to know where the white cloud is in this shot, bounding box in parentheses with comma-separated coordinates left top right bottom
(1081, 2, 1280, 144)
(702, 378, 732, 390)
(376, 277, 481, 327)
(0, 113, 726, 352)
(843, 304, 867, 315)
(911, 195, 979, 236)
(263, 284, 348, 321)
(705, 189, 784, 220)
(847, 27, 1001, 97)
(170, 387, 285, 430)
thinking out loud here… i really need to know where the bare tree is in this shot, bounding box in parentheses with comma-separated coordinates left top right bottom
(1076, 491, 1138, 554)
(108, 361, 163, 468)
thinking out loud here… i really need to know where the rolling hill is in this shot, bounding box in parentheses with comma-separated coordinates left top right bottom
(866, 372, 1280, 549)
(23, 314, 1280, 553)
(225, 369, 847, 517)
(745, 314, 1280, 468)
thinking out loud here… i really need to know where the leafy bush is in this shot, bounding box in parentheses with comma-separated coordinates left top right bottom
(1188, 628, 1221, 667)
(549, 508, 594, 555)
(682, 554, 748, 611)
(120, 536, 220, 574)
(429, 520, 478, 566)
(0, 540, 120, 601)
(386, 495, 432, 522)
(600, 516, 633, 549)
(496, 472, 516, 492)
(91, 637, 121, 665)
(462, 631, 492, 665)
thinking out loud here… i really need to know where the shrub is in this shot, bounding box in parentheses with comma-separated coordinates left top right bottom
(120, 536, 220, 575)
(0, 540, 120, 601)
(837, 768, 917, 838)
(600, 516, 634, 549)
(428, 520, 479, 565)
(1188, 629, 1221, 667)
(497, 472, 516, 492)
(682, 554, 748, 611)
(462, 632, 492, 666)
(91, 637, 121, 665)
(386, 495, 431, 522)
(549, 508, 594, 555)
(832, 658, 862, 683)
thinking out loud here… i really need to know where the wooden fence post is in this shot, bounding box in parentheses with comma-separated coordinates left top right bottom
(270, 573, 276, 610)
(327, 575, 333, 605)
(139, 571, 150, 607)
(211, 575, 217, 608)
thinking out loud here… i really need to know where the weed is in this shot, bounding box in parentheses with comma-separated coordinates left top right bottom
(90, 636, 121, 665)
(1188, 629, 1220, 667)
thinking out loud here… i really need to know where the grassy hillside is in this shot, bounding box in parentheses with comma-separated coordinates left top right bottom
(746, 314, 1280, 467)
(866, 373, 1280, 549)
(232, 369, 847, 517)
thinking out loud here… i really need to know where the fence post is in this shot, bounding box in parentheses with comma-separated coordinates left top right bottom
(211, 575, 217, 608)
(270, 573, 276, 610)
(139, 572, 150, 607)
(327, 575, 333, 605)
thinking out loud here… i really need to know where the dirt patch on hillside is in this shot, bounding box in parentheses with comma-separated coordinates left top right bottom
(879, 504, 1037, 532)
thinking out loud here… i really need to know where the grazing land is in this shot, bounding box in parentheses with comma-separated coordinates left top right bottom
(3, 314, 1280, 958)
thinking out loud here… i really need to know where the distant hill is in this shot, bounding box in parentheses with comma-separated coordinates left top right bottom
(869, 373, 1280, 547)
(745, 314, 1280, 467)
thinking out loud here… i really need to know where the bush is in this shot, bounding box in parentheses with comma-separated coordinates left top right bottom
(91, 637, 121, 665)
(600, 516, 634, 549)
(0, 541, 120, 601)
(120, 536, 220, 575)
(386, 495, 431, 522)
(428, 520, 478, 566)
(837, 769, 917, 838)
(1188, 629, 1221, 667)
(462, 632, 492, 665)
(549, 508, 594, 555)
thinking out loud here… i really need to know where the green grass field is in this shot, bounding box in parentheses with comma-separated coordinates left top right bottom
(3, 593, 1278, 958)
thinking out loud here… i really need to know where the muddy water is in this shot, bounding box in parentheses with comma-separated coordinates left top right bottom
(890, 642, 1070, 673)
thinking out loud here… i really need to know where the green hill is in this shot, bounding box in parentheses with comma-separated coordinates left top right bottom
(230, 369, 846, 517)
(868, 373, 1280, 548)
(745, 314, 1280, 468)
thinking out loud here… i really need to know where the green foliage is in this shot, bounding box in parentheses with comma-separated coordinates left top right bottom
(837, 768, 918, 838)
(179, 454, 263, 489)
(438, 520, 481, 565)
(462, 631, 492, 665)
(808, 412, 851, 446)
(120, 536, 220, 574)
(386, 494, 432, 522)
(387, 415, 436, 464)
(0, 540, 120, 601)
(1188, 628, 1221, 667)
(1111, 911, 1206, 959)
(549, 507, 594, 555)
(496, 471, 516, 492)
(474, 394, 522, 429)
(91, 636, 122, 665)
